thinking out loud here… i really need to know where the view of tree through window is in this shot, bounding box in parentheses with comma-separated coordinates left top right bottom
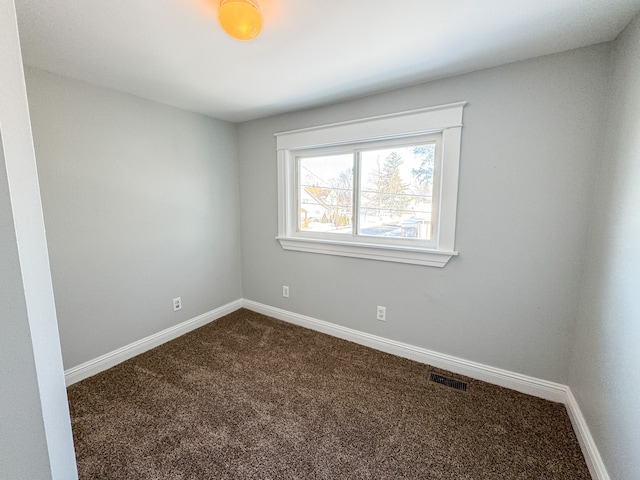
(298, 143, 436, 240)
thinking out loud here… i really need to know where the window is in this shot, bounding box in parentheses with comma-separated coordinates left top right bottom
(276, 102, 465, 267)
(297, 138, 440, 243)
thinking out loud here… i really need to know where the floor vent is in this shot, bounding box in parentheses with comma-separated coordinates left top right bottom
(429, 372, 468, 392)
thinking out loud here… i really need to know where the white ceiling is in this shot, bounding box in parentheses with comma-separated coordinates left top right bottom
(15, 0, 640, 122)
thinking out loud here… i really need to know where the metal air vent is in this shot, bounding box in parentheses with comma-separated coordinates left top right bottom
(429, 372, 468, 392)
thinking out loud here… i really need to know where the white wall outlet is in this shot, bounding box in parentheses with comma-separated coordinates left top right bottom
(376, 305, 386, 321)
(282, 285, 289, 298)
(173, 297, 182, 311)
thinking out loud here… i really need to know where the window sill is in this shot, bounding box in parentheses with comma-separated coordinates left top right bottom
(276, 236, 457, 267)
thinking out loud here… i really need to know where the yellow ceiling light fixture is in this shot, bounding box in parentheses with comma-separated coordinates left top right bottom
(218, 0, 263, 41)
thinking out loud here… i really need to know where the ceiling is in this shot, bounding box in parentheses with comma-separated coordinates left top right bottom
(15, 0, 640, 123)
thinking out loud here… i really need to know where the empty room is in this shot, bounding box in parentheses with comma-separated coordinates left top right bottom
(2, 0, 640, 479)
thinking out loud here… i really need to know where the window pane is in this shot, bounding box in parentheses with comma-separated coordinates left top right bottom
(359, 144, 435, 240)
(298, 154, 353, 233)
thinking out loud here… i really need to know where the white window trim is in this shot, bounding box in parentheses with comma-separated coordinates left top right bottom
(275, 101, 466, 267)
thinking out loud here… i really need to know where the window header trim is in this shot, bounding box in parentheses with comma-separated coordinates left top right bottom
(275, 101, 466, 151)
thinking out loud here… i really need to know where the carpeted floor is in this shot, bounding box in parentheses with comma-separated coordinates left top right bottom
(68, 308, 591, 479)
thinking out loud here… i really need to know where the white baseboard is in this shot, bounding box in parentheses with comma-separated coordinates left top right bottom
(64, 299, 242, 386)
(242, 299, 610, 480)
(565, 388, 611, 480)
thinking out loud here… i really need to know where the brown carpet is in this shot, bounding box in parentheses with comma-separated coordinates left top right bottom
(68, 308, 591, 479)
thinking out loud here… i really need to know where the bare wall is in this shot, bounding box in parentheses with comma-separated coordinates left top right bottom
(238, 44, 610, 384)
(568, 13, 640, 480)
(24, 67, 243, 369)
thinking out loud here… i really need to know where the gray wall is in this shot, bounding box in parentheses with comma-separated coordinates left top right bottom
(238, 44, 611, 384)
(25, 68, 243, 369)
(568, 13, 640, 480)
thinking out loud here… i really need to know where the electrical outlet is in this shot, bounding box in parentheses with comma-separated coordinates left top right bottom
(376, 305, 386, 321)
(282, 285, 289, 298)
(173, 297, 182, 311)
